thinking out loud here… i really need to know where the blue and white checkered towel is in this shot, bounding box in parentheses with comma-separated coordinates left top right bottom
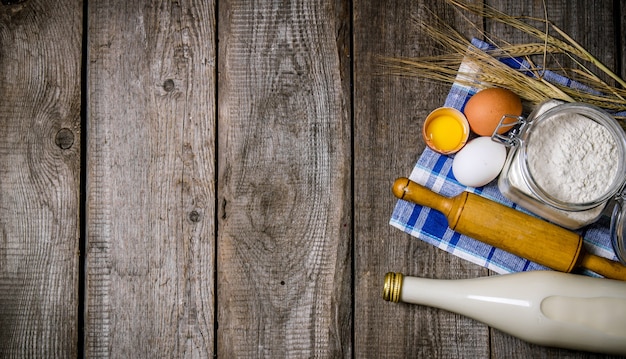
(389, 38, 622, 275)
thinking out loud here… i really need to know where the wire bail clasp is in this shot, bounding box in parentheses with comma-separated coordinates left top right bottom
(491, 114, 527, 147)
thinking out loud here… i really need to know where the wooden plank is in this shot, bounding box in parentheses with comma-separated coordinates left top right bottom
(355, 0, 625, 358)
(487, 0, 621, 86)
(613, 1, 626, 79)
(486, 2, 621, 357)
(216, 0, 352, 357)
(353, 0, 491, 358)
(86, 1, 216, 357)
(0, 0, 82, 357)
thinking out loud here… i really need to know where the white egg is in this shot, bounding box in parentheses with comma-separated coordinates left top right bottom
(452, 137, 507, 187)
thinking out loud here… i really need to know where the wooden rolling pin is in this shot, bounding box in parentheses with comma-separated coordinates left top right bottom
(393, 177, 626, 281)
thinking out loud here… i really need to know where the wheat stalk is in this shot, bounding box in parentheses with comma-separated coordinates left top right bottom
(448, 0, 626, 89)
(381, 1, 626, 122)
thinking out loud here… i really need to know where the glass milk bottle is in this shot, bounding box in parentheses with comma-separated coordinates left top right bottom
(383, 271, 626, 356)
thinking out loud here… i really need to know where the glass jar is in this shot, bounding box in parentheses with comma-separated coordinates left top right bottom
(611, 199, 626, 263)
(494, 100, 626, 232)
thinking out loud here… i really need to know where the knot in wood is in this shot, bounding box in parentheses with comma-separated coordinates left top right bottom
(188, 210, 201, 223)
(55, 128, 75, 150)
(163, 79, 175, 92)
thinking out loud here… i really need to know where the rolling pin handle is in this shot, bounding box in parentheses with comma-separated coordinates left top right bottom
(579, 253, 626, 281)
(392, 177, 455, 218)
(392, 177, 411, 200)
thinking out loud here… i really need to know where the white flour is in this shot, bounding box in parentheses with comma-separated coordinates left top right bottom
(526, 113, 618, 204)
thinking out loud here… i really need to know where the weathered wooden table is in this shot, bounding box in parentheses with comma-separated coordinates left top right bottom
(1, 1, 625, 358)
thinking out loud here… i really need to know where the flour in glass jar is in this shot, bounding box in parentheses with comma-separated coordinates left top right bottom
(526, 112, 619, 204)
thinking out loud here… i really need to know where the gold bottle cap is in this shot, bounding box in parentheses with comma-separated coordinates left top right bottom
(382, 272, 403, 303)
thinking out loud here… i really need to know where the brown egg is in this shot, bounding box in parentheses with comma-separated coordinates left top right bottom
(463, 88, 523, 136)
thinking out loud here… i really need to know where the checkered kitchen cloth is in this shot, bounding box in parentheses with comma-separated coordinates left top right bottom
(390, 38, 625, 275)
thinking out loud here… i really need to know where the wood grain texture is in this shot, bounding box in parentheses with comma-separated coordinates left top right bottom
(488, 1, 620, 87)
(0, 1, 623, 357)
(613, 1, 626, 79)
(353, 1, 490, 358)
(86, 1, 216, 357)
(0, 1, 82, 357)
(216, 0, 352, 357)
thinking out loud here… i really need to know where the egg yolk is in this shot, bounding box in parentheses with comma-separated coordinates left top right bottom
(425, 115, 465, 152)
